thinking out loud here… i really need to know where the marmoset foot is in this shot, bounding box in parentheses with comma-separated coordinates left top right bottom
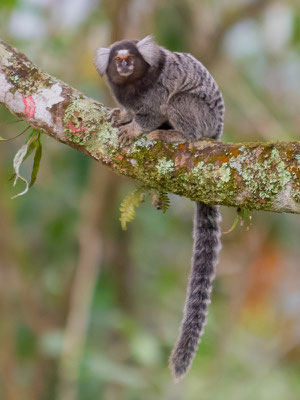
(147, 130, 186, 143)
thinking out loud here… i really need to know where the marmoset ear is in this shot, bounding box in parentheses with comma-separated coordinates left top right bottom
(137, 35, 160, 67)
(94, 47, 110, 76)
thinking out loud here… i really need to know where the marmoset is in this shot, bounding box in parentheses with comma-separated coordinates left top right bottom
(94, 35, 224, 380)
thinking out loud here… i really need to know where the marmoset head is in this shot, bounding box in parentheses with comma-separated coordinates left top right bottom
(94, 35, 161, 85)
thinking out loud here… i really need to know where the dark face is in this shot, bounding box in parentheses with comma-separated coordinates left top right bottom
(107, 40, 149, 85)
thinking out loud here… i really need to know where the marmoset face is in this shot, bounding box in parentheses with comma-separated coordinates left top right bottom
(113, 50, 135, 77)
(106, 41, 150, 85)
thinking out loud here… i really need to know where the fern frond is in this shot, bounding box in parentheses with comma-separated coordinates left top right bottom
(152, 191, 170, 213)
(119, 188, 145, 230)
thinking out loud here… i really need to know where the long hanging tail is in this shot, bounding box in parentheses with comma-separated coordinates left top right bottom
(169, 202, 221, 381)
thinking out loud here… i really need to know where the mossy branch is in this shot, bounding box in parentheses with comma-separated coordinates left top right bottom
(0, 40, 299, 214)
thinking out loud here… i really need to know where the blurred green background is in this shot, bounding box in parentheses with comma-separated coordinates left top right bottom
(0, 1, 300, 399)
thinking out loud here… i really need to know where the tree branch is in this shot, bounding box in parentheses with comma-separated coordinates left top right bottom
(0, 40, 299, 214)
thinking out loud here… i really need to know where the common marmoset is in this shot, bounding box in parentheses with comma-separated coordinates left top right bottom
(94, 35, 224, 380)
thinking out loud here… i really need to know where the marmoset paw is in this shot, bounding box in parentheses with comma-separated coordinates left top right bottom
(107, 108, 121, 125)
(108, 108, 132, 127)
(118, 122, 142, 145)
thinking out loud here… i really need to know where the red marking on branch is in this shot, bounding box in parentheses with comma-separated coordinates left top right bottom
(22, 95, 36, 118)
(67, 120, 88, 133)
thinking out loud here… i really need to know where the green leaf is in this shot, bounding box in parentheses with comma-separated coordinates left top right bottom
(223, 207, 252, 234)
(223, 215, 239, 235)
(11, 143, 29, 199)
(8, 140, 37, 182)
(10, 129, 42, 199)
(26, 128, 39, 144)
(30, 138, 42, 187)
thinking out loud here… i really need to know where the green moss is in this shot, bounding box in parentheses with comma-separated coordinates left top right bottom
(131, 137, 156, 152)
(185, 159, 233, 204)
(156, 157, 175, 174)
(114, 139, 299, 212)
(226, 145, 294, 207)
(64, 98, 119, 159)
(296, 154, 300, 165)
(190, 161, 205, 177)
(270, 148, 280, 159)
(175, 143, 299, 210)
(229, 153, 247, 174)
(6, 61, 53, 94)
(10, 74, 20, 83)
(219, 163, 231, 182)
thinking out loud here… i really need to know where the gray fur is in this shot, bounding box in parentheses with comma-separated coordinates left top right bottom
(97, 39, 224, 140)
(95, 37, 224, 380)
(169, 203, 221, 380)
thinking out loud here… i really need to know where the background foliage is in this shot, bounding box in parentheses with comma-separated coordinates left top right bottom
(0, 1, 300, 399)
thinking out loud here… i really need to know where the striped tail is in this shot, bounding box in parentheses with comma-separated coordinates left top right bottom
(169, 202, 221, 381)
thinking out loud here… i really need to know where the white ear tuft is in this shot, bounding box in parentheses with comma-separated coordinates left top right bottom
(94, 47, 110, 76)
(137, 35, 160, 67)
(137, 35, 154, 47)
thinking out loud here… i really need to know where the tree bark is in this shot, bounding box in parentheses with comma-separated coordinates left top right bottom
(0, 40, 299, 214)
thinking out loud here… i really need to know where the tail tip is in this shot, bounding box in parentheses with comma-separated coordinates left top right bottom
(169, 355, 189, 383)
